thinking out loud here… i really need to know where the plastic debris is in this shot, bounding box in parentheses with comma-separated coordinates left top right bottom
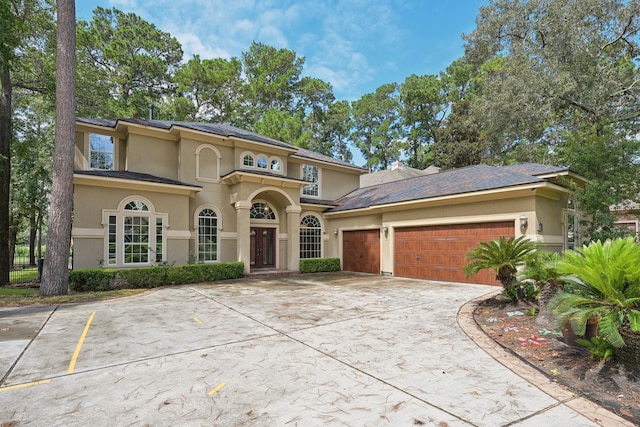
(486, 317, 498, 323)
(504, 326, 519, 332)
(537, 328, 552, 335)
(517, 334, 548, 347)
(507, 311, 525, 317)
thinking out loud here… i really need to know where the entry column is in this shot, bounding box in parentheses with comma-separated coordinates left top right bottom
(235, 200, 251, 274)
(286, 205, 301, 272)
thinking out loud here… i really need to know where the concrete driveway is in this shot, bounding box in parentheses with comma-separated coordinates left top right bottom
(0, 273, 630, 426)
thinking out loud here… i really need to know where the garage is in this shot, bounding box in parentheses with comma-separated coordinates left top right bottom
(394, 222, 515, 285)
(342, 230, 380, 274)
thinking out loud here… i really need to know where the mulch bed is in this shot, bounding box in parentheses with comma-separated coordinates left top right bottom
(474, 296, 640, 425)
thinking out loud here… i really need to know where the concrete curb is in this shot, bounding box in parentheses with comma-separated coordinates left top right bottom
(457, 291, 636, 427)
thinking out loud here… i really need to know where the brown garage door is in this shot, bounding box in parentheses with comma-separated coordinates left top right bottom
(394, 222, 515, 285)
(343, 230, 380, 274)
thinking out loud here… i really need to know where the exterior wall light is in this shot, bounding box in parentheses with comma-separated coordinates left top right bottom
(333, 229, 338, 236)
(519, 215, 529, 233)
(382, 224, 389, 237)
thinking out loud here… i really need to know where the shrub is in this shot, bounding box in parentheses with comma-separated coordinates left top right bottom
(69, 269, 116, 292)
(464, 236, 537, 302)
(551, 237, 640, 371)
(299, 258, 341, 273)
(68, 262, 244, 292)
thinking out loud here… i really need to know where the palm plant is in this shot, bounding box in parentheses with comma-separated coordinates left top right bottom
(519, 251, 562, 325)
(551, 237, 640, 371)
(464, 236, 537, 302)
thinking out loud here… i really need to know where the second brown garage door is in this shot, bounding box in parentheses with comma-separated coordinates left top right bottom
(343, 230, 380, 274)
(394, 222, 515, 285)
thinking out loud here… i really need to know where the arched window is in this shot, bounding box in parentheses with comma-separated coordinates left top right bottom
(270, 159, 281, 172)
(198, 208, 218, 262)
(243, 154, 254, 167)
(250, 202, 276, 220)
(257, 156, 268, 169)
(300, 215, 322, 259)
(106, 198, 165, 266)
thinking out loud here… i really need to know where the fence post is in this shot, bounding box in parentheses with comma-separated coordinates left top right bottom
(38, 258, 45, 281)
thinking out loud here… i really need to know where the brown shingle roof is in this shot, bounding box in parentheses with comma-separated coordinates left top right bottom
(329, 164, 546, 212)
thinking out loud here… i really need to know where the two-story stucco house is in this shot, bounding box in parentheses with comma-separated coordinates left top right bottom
(72, 118, 586, 285)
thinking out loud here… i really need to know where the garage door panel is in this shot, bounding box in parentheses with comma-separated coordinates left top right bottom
(394, 222, 515, 286)
(343, 230, 380, 274)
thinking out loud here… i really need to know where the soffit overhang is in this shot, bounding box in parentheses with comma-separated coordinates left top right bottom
(221, 170, 309, 189)
(73, 173, 202, 197)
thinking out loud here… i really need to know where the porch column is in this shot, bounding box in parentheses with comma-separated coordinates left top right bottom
(235, 200, 251, 274)
(286, 205, 302, 272)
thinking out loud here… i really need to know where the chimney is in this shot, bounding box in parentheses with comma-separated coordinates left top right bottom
(148, 103, 154, 120)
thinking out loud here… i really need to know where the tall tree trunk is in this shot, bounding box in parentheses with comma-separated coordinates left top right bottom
(40, 0, 75, 296)
(0, 66, 11, 286)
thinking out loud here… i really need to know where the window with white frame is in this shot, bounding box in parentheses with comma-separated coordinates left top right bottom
(250, 202, 276, 220)
(90, 133, 114, 170)
(198, 208, 218, 262)
(105, 198, 165, 266)
(302, 164, 319, 197)
(270, 159, 281, 171)
(300, 215, 322, 258)
(564, 201, 580, 251)
(243, 154, 254, 167)
(257, 156, 268, 169)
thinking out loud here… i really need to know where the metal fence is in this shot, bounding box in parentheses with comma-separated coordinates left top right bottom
(9, 261, 41, 285)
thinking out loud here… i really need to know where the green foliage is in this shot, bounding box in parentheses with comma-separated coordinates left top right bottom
(576, 336, 615, 361)
(68, 269, 116, 292)
(550, 238, 640, 349)
(68, 262, 244, 292)
(432, 99, 488, 169)
(351, 83, 404, 171)
(464, 236, 537, 302)
(502, 281, 540, 304)
(299, 258, 341, 274)
(76, 6, 183, 118)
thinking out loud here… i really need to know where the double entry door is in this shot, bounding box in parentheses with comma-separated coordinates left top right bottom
(250, 227, 275, 269)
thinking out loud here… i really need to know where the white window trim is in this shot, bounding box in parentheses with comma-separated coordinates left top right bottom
(249, 200, 278, 223)
(300, 212, 324, 259)
(102, 196, 168, 267)
(240, 151, 283, 174)
(195, 144, 221, 183)
(194, 204, 222, 263)
(87, 132, 117, 171)
(301, 164, 321, 198)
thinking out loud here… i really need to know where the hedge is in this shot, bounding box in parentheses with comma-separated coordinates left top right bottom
(68, 262, 244, 292)
(299, 258, 341, 273)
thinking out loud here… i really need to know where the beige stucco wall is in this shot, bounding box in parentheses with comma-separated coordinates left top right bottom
(127, 134, 178, 179)
(72, 183, 192, 269)
(324, 191, 569, 275)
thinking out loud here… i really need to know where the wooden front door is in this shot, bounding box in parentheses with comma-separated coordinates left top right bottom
(250, 227, 276, 269)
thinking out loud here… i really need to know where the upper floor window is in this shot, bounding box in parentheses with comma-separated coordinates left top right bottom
(243, 154, 254, 167)
(270, 159, 281, 171)
(90, 133, 114, 170)
(257, 156, 268, 169)
(302, 164, 319, 197)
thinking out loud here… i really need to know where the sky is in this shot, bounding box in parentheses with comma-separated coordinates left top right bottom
(77, 0, 490, 102)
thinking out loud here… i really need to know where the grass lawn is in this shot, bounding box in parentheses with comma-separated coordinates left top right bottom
(0, 287, 146, 307)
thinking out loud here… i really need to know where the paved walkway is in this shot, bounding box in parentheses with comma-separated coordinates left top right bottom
(0, 273, 632, 426)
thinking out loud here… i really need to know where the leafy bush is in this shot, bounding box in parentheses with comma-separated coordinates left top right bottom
(69, 269, 116, 292)
(464, 236, 537, 302)
(551, 237, 640, 370)
(299, 258, 341, 273)
(68, 262, 244, 292)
